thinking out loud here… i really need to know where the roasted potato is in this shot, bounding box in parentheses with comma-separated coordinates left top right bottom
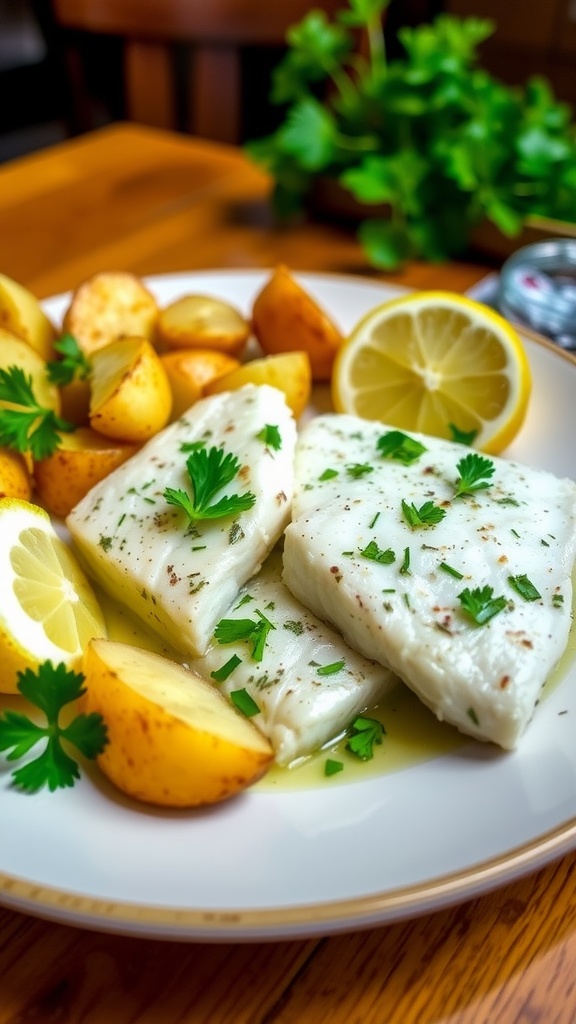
(203, 351, 312, 418)
(0, 447, 32, 500)
(89, 337, 172, 442)
(160, 348, 240, 420)
(83, 639, 274, 808)
(34, 427, 139, 517)
(0, 272, 56, 361)
(252, 265, 343, 381)
(156, 294, 250, 355)
(0, 329, 61, 414)
(62, 271, 158, 356)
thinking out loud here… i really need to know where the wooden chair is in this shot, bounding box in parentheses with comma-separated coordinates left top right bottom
(51, 0, 344, 144)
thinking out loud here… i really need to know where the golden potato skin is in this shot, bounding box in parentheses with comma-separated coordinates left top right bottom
(63, 271, 158, 357)
(156, 294, 250, 355)
(34, 427, 138, 517)
(204, 351, 312, 418)
(83, 640, 274, 808)
(252, 265, 343, 381)
(0, 329, 61, 414)
(160, 348, 240, 419)
(89, 337, 172, 442)
(0, 272, 56, 360)
(0, 447, 32, 500)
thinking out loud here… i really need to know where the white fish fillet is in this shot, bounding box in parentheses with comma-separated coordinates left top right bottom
(189, 547, 396, 765)
(283, 414, 576, 748)
(67, 385, 296, 657)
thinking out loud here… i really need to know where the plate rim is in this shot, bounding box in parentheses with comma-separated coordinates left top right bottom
(1, 268, 575, 942)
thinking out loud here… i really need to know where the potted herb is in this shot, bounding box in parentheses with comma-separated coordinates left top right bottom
(246, 0, 576, 270)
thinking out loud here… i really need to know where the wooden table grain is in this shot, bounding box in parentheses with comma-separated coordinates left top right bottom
(0, 122, 575, 1024)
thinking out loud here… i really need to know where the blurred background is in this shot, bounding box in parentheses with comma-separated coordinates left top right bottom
(1, 0, 576, 163)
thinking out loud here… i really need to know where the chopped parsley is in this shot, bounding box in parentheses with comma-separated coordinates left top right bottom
(439, 561, 464, 580)
(230, 689, 261, 717)
(214, 609, 275, 662)
(257, 424, 282, 450)
(399, 546, 411, 574)
(210, 654, 242, 682)
(454, 453, 495, 497)
(402, 499, 446, 528)
(360, 540, 395, 564)
(319, 468, 338, 481)
(448, 423, 478, 446)
(46, 334, 91, 386)
(508, 574, 541, 602)
(345, 716, 385, 760)
(164, 444, 256, 524)
(0, 366, 75, 459)
(458, 585, 507, 625)
(346, 462, 373, 478)
(317, 660, 345, 676)
(0, 662, 108, 792)
(325, 758, 344, 777)
(377, 430, 427, 464)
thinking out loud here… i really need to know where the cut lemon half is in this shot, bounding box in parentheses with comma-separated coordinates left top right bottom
(332, 291, 532, 453)
(0, 498, 106, 694)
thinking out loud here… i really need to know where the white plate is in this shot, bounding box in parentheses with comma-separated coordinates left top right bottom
(1, 270, 575, 942)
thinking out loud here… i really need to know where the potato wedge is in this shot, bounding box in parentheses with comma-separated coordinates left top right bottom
(34, 427, 138, 517)
(63, 271, 158, 356)
(83, 639, 274, 807)
(0, 329, 61, 414)
(160, 348, 240, 419)
(252, 265, 343, 381)
(156, 294, 250, 355)
(0, 447, 32, 500)
(89, 337, 172, 442)
(203, 351, 312, 418)
(0, 273, 56, 361)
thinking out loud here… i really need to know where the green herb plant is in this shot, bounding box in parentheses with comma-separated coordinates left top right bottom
(0, 366, 75, 459)
(246, 0, 576, 269)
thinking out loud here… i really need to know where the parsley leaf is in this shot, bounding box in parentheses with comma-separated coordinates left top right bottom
(448, 423, 479, 446)
(46, 334, 91, 386)
(345, 716, 385, 760)
(164, 445, 256, 524)
(346, 462, 373, 478)
(230, 689, 261, 718)
(377, 430, 427, 465)
(256, 424, 282, 450)
(0, 662, 108, 792)
(508, 574, 542, 601)
(401, 499, 446, 528)
(214, 609, 275, 662)
(0, 366, 75, 459)
(360, 540, 395, 564)
(454, 453, 495, 497)
(458, 586, 507, 625)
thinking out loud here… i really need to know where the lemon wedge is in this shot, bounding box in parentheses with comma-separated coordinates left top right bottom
(332, 291, 532, 453)
(0, 498, 106, 694)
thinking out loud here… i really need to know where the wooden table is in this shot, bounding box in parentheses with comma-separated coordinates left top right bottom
(0, 122, 575, 1024)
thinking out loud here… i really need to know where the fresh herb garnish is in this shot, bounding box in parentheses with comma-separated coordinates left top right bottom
(439, 561, 464, 580)
(317, 660, 345, 676)
(0, 662, 108, 792)
(360, 540, 395, 564)
(508, 574, 542, 602)
(345, 716, 385, 761)
(399, 546, 411, 574)
(46, 334, 91, 386)
(454, 453, 495, 497)
(346, 462, 373, 478)
(325, 758, 344, 777)
(0, 366, 75, 459)
(401, 499, 446, 528)
(448, 423, 478, 446)
(214, 609, 275, 662)
(377, 430, 427, 465)
(257, 424, 282, 450)
(319, 468, 338, 481)
(458, 585, 507, 625)
(164, 445, 256, 523)
(210, 654, 242, 682)
(230, 689, 261, 718)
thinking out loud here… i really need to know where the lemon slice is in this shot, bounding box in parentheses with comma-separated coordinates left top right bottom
(332, 291, 532, 453)
(0, 498, 106, 694)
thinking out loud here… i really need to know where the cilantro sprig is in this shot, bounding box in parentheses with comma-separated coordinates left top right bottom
(164, 445, 256, 524)
(458, 586, 507, 625)
(402, 499, 446, 528)
(0, 662, 108, 792)
(0, 366, 75, 459)
(46, 334, 91, 386)
(454, 453, 495, 498)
